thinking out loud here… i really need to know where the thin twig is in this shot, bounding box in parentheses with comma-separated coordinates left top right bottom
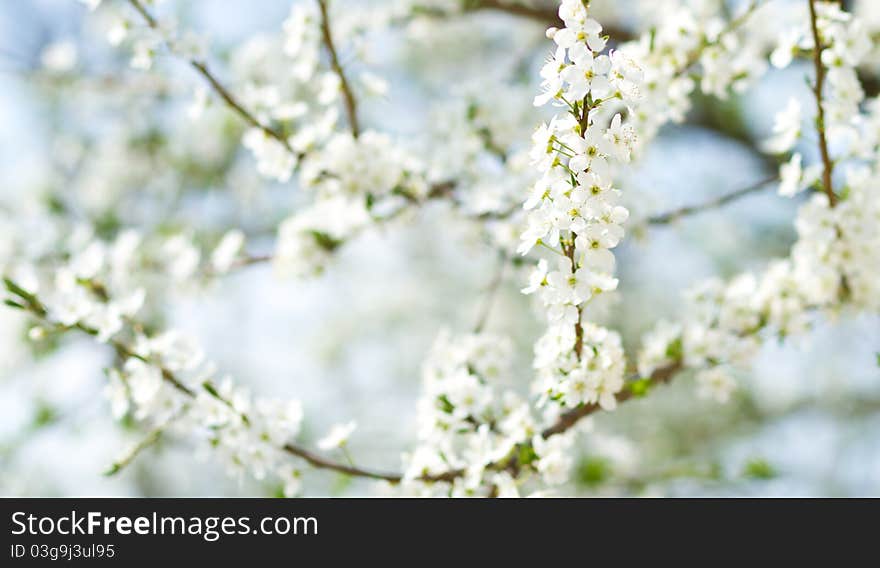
(474, 0, 559, 24)
(644, 175, 778, 226)
(567, 94, 598, 360)
(127, 0, 295, 154)
(210, 183, 460, 277)
(282, 443, 401, 482)
(470, 0, 633, 41)
(681, 1, 759, 71)
(104, 410, 183, 476)
(561, 239, 584, 359)
(807, 0, 838, 207)
(472, 251, 508, 333)
(317, 0, 361, 138)
(229, 254, 273, 270)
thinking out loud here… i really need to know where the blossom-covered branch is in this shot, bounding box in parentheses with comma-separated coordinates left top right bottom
(807, 0, 837, 206)
(638, 0, 878, 409)
(2, 275, 403, 488)
(127, 0, 296, 155)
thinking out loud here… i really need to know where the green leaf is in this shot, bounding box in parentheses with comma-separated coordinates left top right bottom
(3, 278, 34, 302)
(202, 381, 221, 399)
(576, 457, 611, 487)
(310, 231, 342, 252)
(436, 394, 455, 414)
(466, 101, 478, 122)
(665, 337, 683, 361)
(518, 444, 538, 467)
(32, 402, 57, 428)
(102, 463, 121, 477)
(742, 458, 776, 480)
(628, 378, 652, 398)
(3, 299, 25, 310)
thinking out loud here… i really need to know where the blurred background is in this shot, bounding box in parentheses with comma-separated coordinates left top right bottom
(0, 0, 878, 496)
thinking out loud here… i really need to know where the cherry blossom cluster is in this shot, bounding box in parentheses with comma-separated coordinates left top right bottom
(402, 330, 527, 496)
(618, 0, 768, 150)
(202, 2, 434, 278)
(519, 0, 641, 414)
(2, 225, 240, 346)
(767, 1, 872, 196)
(639, 3, 880, 405)
(104, 331, 306, 496)
(235, 3, 341, 182)
(81, 0, 208, 71)
(275, 131, 428, 277)
(402, 330, 590, 496)
(638, 166, 880, 404)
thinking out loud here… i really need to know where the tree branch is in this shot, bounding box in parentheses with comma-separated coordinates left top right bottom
(644, 175, 778, 226)
(469, 1, 634, 41)
(317, 0, 361, 138)
(11, 284, 404, 484)
(282, 443, 401, 482)
(104, 410, 182, 476)
(807, 0, 838, 207)
(473, 0, 559, 24)
(127, 0, 295, 155)
(472, 250, 508, 333)
(541, 361, 683, 438)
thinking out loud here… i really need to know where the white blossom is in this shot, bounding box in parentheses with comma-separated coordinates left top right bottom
(317, 421, 357, 451)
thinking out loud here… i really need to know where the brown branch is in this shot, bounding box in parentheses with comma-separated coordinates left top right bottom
(807, 0, 838, 207)
(541, 361, 683, 437)
(317, 0, 361, 138)
(561, 240, 584, 359)
(644, 175, 778, 226)
(282, 443, 401, 482)
(133, 339, 406, 482)
(470, 1, 634, 41)
(127, 0, 295, 155)
(474, 0, 559, 24)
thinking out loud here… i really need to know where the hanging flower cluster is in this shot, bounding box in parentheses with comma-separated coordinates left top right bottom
(519, 0, 642, 414)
